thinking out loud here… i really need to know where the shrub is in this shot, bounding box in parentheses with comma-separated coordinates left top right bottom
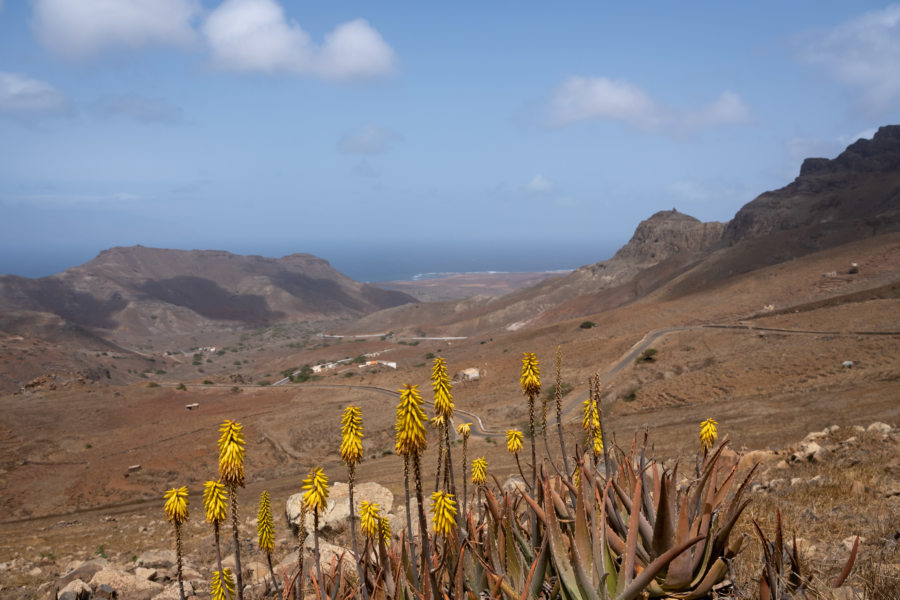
(146, 381, 160, 388)
(175, 383, 187, 391)
(579, 320, 596, 329)
(203, 380, 214, 385)
(636, 347, 658, 363)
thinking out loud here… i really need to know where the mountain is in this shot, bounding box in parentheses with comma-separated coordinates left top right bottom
(354, 125, 900, 336)
(0, 247, 415, 338)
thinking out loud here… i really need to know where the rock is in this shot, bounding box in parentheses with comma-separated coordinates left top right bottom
(135, 549, 175, 569)
(93, 584, 116, 599)
(791, 441, 827, 463)
(57, 558, 109, 588)
(789, 537, 817, 561)
(767, 478, 785, 489)
(790, 477, 803, 487)
(839, 436, 858, 446)
(503, 476, 528, 495)
(134, 567, 157, 581)
(803, 430, 828, 441)
(29, 566, 43, 576)
(153, 581, 193, 600)
(286, 481, 394, 535)
(824, 425, 840, 435)
(850, 425, 866, 434)
(808, 475, 827, 487)
(90, 567, 164, 599)
(59, 579, 92, 599)
(867, 422, 892, 434)
(841, 536, 863, 553)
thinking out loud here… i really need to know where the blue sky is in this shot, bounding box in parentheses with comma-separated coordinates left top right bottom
(1, 1, 899, 280)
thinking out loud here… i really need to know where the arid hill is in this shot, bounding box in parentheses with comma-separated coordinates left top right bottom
(352, 126, 900, 337)
(0, 247, 415, 341)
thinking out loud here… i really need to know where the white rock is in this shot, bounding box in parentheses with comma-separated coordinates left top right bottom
(850, 425, 866, 434)
(286, 481, 394, 534)
(791, 441, 827, 463)
(90, 567, 164, 596)
(135, 549, 175, 569)
(841, 536, 863, 553)
(867, 422, 892, 434)
(28, 567, 42, 576)
(824, 425, 840, 435)
(60, 579, 91, 597)
(134, 566, 157, 581)
(790, 478, 803, 487)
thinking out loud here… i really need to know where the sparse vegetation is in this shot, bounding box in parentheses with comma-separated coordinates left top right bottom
(175, 382, 187, 391)
(579, 320, 596, 329)
(636, 347, 658, 362)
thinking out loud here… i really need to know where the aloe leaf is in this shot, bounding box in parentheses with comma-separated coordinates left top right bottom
(613, 535, 705, 600)
(622, 472, 643, 588)
(524, 537, 550, 600)
(574, 476, 594, 573)
(832, 535, 859, 588)
(650, 471, 675, 560)
(664, 495, 693, 588)
(680, 557, 728, 600)
(542, 481, 582, 599)
(568, 528, 602, 600)
(505, 507, 525, 590)
(611, 479, 653, 548)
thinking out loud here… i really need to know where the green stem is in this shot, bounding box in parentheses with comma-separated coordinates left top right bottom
(414, 455, 440, 600)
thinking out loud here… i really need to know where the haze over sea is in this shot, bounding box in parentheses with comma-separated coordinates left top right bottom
(1, 240, 616, 284)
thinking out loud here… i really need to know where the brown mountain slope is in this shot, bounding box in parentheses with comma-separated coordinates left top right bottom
(0, 247, 415, 339)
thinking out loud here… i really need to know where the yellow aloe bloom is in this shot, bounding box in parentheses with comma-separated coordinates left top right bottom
(210, 568, 235, 600)
(394, 384, 427, 456)
(431, 358, 454, 419)
(359, 501, 382, 541)
(471, 456, 487, 485)
(257, 490, 275, 553)
(430, 415, 444, 429)
(582, 398, 599, 433)
(163, 486, 189, 525)
(573, 463, 581, 488)
(217, 420, 246, 487)
(202, 480, 228, 524)
(379, 516, 392, 543)
(700, 417, 718, 452)
(592, 428, 604, 456)
(457, 422, 472, 439)
(302, 467, 329, 515)
(430, 491, 457, 537)
(505, 429, 523, 454)
(520, 352, 541, 397)
(339, 405, 364, 467)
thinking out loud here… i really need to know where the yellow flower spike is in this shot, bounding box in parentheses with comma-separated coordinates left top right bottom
(302, 467, 329, 516)
(202, 480, 228, 524)
(700, 417, 719, 452)
(210, 568, 235, 600)
(471, 456, 487, 485)
(430, 415, 444, 429)
(339, 405, 364, 467)
(257, 490, 275, 553)
(217, 420, 246, 487)
(163, 486, 189, 525)
(359, 501, 382, 541)
(379, 516, 392, 543)
(394, 384, 427, 457)
(430, 491, 457, 537)
(592, 428, 604, 456)
(457, 422, 472, 439)
(582, 398, 599, 433)
(520, 352, 541, 397)
(505, 429, 523, 454)
(431, 358, 454, 419)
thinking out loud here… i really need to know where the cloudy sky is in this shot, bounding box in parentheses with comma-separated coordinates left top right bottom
(1, 1, 899, 279)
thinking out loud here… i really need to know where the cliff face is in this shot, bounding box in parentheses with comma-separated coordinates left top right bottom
(724, 125, 900, 244)
(613, 210, 726, 265)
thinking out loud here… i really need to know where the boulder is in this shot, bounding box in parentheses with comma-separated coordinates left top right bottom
(502, 476, 527, 495)
(134, 567, 158, 581)
(738, 449, 774, 471)
(93, 584, 116, 599)
(790, 441, 827, 463)
(867, 422, 893, 434)
(90, 567, 164, 599)
(153, 581, 194, 600)
(286, 481, 394, 534)
(135, 549, 175, 569)
(57, 558, 109, 587)
(59, 579, 92, 599)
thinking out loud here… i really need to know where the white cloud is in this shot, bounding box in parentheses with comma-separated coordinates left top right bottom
(548, 76, 749, 134)
(93, 95, 184, 125)
(31, 0, 200, 58)
(203, 0, 395, 80)
(338, 124, 399, 155)
(526, 174, 555, 194)
(0, 72, 71, 117)
(800, 4, 900, 112)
